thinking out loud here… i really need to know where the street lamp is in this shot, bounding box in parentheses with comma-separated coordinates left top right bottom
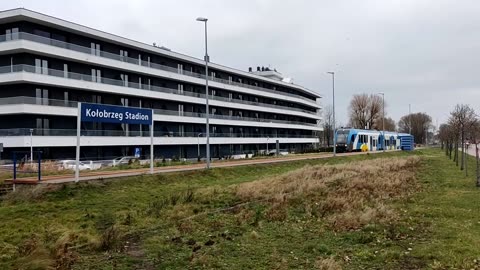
(327, 72, 336, 157)
(378, 92, 385, 152)
(29, 128, 33, 164)
(197, 133, 202, 160)
(196, 17, 211, 169)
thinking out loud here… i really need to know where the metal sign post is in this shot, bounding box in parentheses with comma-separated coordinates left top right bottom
(75, 103, 154, 182)
(150, 109, 154, 174)
(75, 103, 81, 182)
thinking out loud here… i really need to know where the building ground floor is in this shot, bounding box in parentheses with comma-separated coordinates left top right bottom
(1, 142, 317, 161)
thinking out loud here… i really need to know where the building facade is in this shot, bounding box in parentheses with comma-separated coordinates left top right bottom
(0, 8, 322, 160)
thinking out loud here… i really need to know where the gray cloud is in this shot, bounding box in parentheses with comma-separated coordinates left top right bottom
(4, 0, 480, 125)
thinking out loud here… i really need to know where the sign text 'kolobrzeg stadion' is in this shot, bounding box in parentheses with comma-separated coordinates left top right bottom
(75, 102, 154, 182)
(81, 103, 152, 125)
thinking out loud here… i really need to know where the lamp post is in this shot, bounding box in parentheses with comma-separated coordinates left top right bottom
(29, 128, 33, 164)
(378, 92, 385, 152)
(327, 72, 336, 157)
(197, 133, 202, 160)
(196, 17, 210, 169)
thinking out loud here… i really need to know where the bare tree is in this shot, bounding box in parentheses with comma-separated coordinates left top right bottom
(375, 117, 396, 131)
(438, 123, 451, 154)
(398, 112, 432, 144)
(450, 104, 476, 171)
(349, 94, 383, 129)
(321, 105, 334, 147)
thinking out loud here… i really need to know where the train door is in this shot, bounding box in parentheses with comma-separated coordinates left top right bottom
(369, 136, 373, 152)
(385, 135, 391, 150)
(349, 134, 356, 151)
(372, 135, 378, 151)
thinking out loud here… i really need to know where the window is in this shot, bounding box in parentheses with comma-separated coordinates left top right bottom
(5, 28, 19, 41)
(91, 69, 101, 83)
(35, 118, 49, 135)
(35, 59, 48, 75)
(120, 74, 129, 87)
(64, 91, 69, 106)
(92, 95, 101, 104)
(178, 104, 184, 116)
(120, 50, 128, 61)
(36, 88, 48, 105)
(121, 97, 128, 107)
(90, 43, 100, 56)
(179, 125, 184, 136)
(36, 118, 42, 129)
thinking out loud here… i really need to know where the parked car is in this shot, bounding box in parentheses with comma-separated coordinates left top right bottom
(112, 156, 139, 166)
(58, 160, 92, 170)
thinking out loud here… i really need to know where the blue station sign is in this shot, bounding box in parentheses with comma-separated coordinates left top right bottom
(80, 103, 152, 125)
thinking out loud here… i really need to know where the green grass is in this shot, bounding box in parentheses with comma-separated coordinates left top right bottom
(0, 149, 479, 269)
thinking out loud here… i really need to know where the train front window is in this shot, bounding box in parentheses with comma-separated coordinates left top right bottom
(336, 130, 349, 144)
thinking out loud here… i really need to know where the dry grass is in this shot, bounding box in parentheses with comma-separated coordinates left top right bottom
(235, 156, 420, 230)
(314, 256, 343, 270)
(2, 184, 63, 204)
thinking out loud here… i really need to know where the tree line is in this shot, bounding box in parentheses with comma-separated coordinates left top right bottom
(438, 104, 480, 186)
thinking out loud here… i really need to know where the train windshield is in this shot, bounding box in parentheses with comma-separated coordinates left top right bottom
(336, 129, 350, 144)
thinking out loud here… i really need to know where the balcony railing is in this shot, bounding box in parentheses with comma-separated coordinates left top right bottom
(0, 96, 319, 127)
(0, 128, 317, 138)
(0, 62, 318, 116)
(0, 32, 319, 105)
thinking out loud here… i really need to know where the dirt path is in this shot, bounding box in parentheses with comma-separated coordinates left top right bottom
(8, 151, 386, 184)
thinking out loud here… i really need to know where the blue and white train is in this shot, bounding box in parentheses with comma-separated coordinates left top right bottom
(334, 128, 414, 153)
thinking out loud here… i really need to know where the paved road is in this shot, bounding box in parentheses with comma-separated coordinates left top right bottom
(8, 151, 389, 185)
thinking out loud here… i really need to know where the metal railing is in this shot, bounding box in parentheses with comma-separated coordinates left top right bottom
(0, 93, 319, 127)
(0, 61, 318, 116)
(0, 32, 319, 105)
(0, 128, 317, 138)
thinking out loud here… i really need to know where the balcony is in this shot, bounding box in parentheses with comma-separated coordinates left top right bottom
(0, 32, 319, 105)
(0, 96, 320, 128)
(0, 63, 318, 117)
(0, 128, 317, 138)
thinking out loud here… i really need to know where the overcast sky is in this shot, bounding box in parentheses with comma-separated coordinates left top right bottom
(3, 0, 480, 127)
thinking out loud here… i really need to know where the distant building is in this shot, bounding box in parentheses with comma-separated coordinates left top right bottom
(0, 8, 322, 160)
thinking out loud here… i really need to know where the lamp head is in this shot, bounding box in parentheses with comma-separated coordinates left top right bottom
(196, 17, 208, 22)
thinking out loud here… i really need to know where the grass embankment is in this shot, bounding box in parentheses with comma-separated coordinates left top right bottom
(0, 149, 479, 269)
